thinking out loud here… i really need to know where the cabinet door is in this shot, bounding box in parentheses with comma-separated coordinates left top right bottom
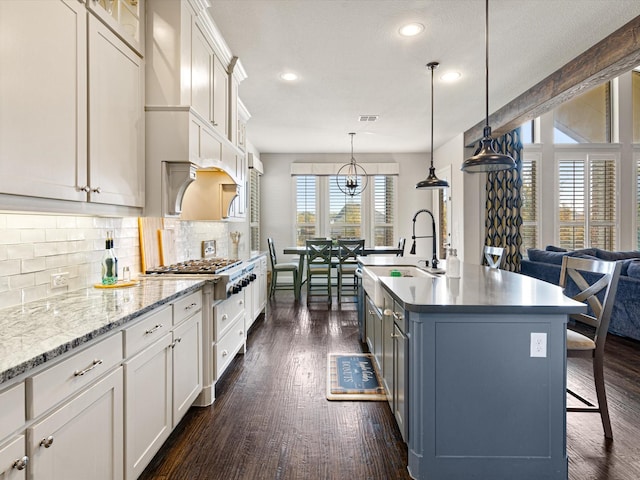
(212, 56, 228, 137)
(382, 308, 394, 404)
(124, 332, 172, 480)
(191, 21, 213, 123)
(28, 368, 124, 480)
(86, 0, 143, 55)
(394, 323, 408, 442)
(88, 15, 144, 207)
(365, 297, 375, 353)
(172, 312, 202, 427)
(0, 0, 87, 202)
(0, 435, 27, 480)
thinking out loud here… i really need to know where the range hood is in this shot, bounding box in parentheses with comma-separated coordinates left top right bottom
(164, 162, 239, 220)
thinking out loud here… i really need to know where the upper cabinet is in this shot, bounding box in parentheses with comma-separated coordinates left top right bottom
(86, 0, 143, 55)
(0, 0, 145, 209)
(145, 0, 248, 218)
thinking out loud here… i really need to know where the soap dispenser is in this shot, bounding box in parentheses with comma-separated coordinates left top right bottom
(446, 248, 460, 279)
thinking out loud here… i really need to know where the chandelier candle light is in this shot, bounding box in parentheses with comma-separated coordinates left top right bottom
(336, 132, 368, 197)
(461, 0, 516, 173)
(416, 62, 449, 189)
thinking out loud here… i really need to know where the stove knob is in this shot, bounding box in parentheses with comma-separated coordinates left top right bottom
(242, 278, 249, 287)
(233, 284, 242, 294)
(249, 274, 257, 281)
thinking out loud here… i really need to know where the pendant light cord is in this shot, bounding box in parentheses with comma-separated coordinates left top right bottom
(430, 64, 434, 165)
(484, 0, 489, 131)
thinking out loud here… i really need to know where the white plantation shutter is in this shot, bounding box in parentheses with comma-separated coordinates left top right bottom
(328, 176, 362, 239)
(249, 169, 260, 251)
(520, 155, 538, 254)
(295, 176, 317, 245)
(557, 155, 616, 250)
(372, 176, 395, 246)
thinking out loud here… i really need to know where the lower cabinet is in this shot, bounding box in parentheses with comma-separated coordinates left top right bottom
(27, 367, 124, 480)
(171, 310, 203, 427)
(0, 435, 27, 480)
(124, 332, 173, 480)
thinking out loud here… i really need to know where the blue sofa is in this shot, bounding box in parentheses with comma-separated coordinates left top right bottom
(520, 247, 640, 342)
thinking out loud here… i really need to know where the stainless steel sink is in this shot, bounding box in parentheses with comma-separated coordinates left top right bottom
(362, 266, 440, 308)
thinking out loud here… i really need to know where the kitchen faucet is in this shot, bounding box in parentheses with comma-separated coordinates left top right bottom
(409, 209, 439, 269)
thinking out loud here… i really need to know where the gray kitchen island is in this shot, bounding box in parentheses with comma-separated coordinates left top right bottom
(360, 258, 587, 480)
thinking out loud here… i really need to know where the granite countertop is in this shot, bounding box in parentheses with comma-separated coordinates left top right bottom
(0, 278, 208, 386)
(378, 262, 587, 315)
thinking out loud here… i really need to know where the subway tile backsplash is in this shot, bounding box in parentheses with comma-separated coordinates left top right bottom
(0, 213, 230, 309)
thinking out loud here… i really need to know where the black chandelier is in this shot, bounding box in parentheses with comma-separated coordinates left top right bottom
(336, 132, 368, 197)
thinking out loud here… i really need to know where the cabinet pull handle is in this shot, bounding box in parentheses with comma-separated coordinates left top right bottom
(171, 337, 182, 349)
(392, 311, 403, 321)
(221, 349, 228, 357)
(91, 186, 102, 194)
(145, 324, 163, 334)
(78, 185, 90, 193)
(184, 302, 197, 311)
(40, 436, 54, 448)
(391, 334, 400, 339)
(212, 121, 218, 126)
(383, 308, 392, 316)
(13, 456, 29, 470)
(74, 359, 103, 377)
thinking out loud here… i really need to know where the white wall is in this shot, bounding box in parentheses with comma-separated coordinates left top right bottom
(260, 152, 435, 261)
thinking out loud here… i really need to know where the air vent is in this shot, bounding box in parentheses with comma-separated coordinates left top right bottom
(358, 115, 379, 122)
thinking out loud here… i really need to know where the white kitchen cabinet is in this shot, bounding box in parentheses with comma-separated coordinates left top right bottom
(191, 20, 215, 126)
(88, 15, 144, 207)
(0, 0, 87, 203)
(86, 0, 143, 55)
(124, 331, 172, 480)
(0, 0, 144, 208)
(27, 367, 124, 480)
(212, 55, 229, 138)
(0, 435, 27, 480)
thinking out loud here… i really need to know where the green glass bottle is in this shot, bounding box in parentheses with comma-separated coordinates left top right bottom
(101, 230, 118, 285)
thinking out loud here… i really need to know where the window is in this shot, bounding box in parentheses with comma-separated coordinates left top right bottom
(293, 174, 396, 246)
(554, 82, 611, 143)
(249, 168, 260, 251)
(557, 155, 616, 250)
(520, 154, 539, 254)
(295, 176, 317, 246)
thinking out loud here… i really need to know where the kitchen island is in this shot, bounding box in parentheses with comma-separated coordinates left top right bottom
(359, 257, 586, 480)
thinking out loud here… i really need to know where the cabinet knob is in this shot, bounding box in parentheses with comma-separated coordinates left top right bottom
(13, 456, 29, 470)
(221, 314, 228, 321)
(40, 436, 54, 448)
(222, 349, 228, 357)
(91, 186, 102, 194)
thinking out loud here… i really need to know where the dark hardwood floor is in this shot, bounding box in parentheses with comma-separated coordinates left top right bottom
(140, 292, 640, 480)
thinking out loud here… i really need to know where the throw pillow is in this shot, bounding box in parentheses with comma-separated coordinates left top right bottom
(627, 260, 640, 279)
(527, 248, 567, 265)
(545, 245, 567, 252)
(594, 249, 640, 261)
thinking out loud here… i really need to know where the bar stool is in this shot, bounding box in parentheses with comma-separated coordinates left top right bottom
(306, 239, 333, 304)
(560, 255, 622, 439)
(337, 239, 364, 304)
(267, 238, 299, 300)
(483, 245, 504, 269)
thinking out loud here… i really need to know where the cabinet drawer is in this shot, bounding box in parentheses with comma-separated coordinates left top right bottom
(123, 305, 172, 357)
(215, 318, 245, 380)
(28, 333, 123, 419)
(215, 295, 245, 340)
(0, 383, 25, 440)
(0, 435, 26, 480)
(173, 290, 202, 326)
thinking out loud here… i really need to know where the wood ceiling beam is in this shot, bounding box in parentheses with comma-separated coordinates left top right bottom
(464, 15, 640, 147)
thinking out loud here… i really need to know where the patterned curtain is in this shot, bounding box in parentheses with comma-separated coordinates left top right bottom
(483, 128, 523, 271)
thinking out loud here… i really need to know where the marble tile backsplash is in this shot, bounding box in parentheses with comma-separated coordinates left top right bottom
(0, 213, 229, 309)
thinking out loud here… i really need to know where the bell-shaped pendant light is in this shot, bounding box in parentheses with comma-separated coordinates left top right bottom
(417, 62, 449, 189)
(461, 0, 516, 173)
(336, 132, 368, 196)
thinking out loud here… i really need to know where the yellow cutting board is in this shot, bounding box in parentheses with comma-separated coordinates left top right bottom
(159, 228, 177, 266)
(138, 217, 164, 272)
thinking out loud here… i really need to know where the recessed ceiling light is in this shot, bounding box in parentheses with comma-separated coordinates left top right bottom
(399, 23, 424, 37)
(440, 71, 462, 82)
(280, 72, 298, 81)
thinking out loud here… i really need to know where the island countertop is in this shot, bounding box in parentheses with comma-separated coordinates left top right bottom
(0, 278, 207, 386)
(359, 258, 586, 315)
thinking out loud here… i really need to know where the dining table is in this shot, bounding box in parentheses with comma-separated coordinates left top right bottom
(282, 245, 403, 300)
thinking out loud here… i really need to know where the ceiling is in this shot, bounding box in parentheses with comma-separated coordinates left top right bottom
(208, 1, 640, 155)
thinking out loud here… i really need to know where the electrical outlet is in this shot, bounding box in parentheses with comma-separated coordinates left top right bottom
(50, 272, 69, 289)
(530, 332, 547, 358)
